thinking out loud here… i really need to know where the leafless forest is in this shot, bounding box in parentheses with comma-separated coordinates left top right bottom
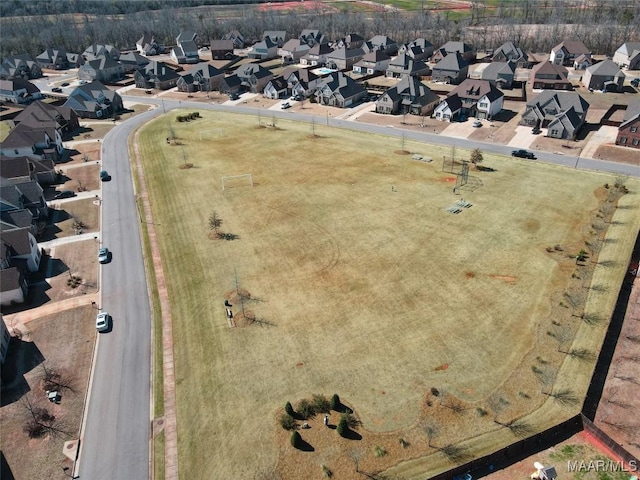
(1, 0, 639, 59)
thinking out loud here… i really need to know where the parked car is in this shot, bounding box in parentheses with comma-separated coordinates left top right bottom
(100, 170, 111, 181)
(51, 87, 62, 93)
(96, 312, 111, 332)
(53, 190, 75, 199)
(145, 90, 152, 95)
(281, 101, 291, 109)
(472, 120, 482, 128)
(631, 78, 640, 87)
(98, 247, 110, 264)
(511, 149, 536, 159)
(61, 82, 69, 87)
(229, 93, 240, 100)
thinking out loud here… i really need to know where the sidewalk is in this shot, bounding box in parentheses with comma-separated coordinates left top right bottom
(4, 293, 98, 332)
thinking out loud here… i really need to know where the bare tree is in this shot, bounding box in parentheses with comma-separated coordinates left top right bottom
(208, 211, 223, 234)
(20, 394, 70, 440)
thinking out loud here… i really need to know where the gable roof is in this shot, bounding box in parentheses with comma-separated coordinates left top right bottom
(327, 47, 364, 60)
(119, 51, 150, 68)
(439, 94, 462, 111)
(552, 40, 590, 55)
(440, 41, 474, 54)
(393, 77, 438, 102)
(318, 72, 365, 98)
(621, 99, 640, 127)
(267, 76, 288, 91)
(435, 52, 469, 71)
(0, 227, 33, 257)
(587, 59, 623, 76)
(187, 64, 223, 78)
(1, 209, 33, 230)
(307, 43, 334, 56)
(177, 31, 197, 44)
(139, 61, 180, 82)
(449, 79, 503, 101)
(63, 81, 121, 113)
(13, 101, 75, 130)
(481, 61, 515, 80)
(526, 90, 589, 117)
(0, 78, 40, 95)
(492, 41, 525, 61)
(210, 40, 234, 50)
(531, 61, 568, 78)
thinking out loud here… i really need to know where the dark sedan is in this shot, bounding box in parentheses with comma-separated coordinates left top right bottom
(511, 149, 536, 159)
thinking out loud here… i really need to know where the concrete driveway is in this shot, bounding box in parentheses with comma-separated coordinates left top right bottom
(507, 125, 539, 149)
(441, 120, 481, 138)
(581, 125, 618, 159)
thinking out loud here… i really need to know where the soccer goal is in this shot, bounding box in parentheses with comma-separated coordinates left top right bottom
(221, 174, 254, 191)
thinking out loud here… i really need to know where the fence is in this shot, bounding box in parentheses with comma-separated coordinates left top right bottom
(581, 415, 639, 469)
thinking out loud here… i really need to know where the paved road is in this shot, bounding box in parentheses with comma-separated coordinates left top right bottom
(77, 108, 159, 480)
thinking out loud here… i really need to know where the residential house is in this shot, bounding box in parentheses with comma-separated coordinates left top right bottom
(222, 30, 245, 49)
(77, 55, 124, 83)
(398, 38, 434, 61)
(573, 54, 593, 70)
(0, 180, 48, 222)
(63, 81, 123, 119)
(248, 37, 278, 60)
(0, 79, 42, 104)
(36, 47, 84, 69)
(582, 60, 625, 92)
(134, 61, 180, 90)
(444, 79, 504, 120)
(432, 41, 476, 63)
(299, 30, 326, 47)
(613, 42, 640, 70)
(171, 31, 200, 64)
(314, 72, 367, 108)
(375, 77, 439, 115)
(278, 39, 310, 64)
(616, 99, 640, 148)
(0, 55, 43, 80)
(286, 68, 322, 97)
(520, 90, 589, 139)
(262, 31, 288, 48)
(0, 123, 63, 161)
(492, 41, 529, 68)
(550, 40, 590, 66)
(12, 101, 79, 137)
(431, 52, 469, 84)
(0, 228, 41, 305)
(177, 64, 224, 92)
(326, 47, 365, 70)
(529, 61, 572, 90)
(136, 34, 161, 56)
(263, 76, 289, 99)
(353, 51, 391, 75)
(119, 52, 150, 73)
(364, 35, 398, 56)
(83, 44, 120, 61)
(433, 95, 462, 122)
(332, 33, 365, 50)
(219, 75, 243, 95)
(481, 61, 516, 89)
(1, 155, 56, 186)
(235, 63, 274, 93)
(210, 40, 235, 60)
(385, 53, 430, 79)
(300, 43, 334, 66)
(0, 209, 35, 234)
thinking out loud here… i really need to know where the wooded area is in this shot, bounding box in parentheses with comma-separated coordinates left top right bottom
(1, 0, 639, 59)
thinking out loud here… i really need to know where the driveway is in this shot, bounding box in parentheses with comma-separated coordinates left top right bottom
(440, 120, 480, 138)
(507, 125, 538, 149)
(581, 125, 618, 159)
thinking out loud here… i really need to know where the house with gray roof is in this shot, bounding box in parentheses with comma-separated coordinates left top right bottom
(616, 99, 640, 148)
(263, 76, 289, 99)
(0, 180, 48, 223)
(0, 123, 62, 162)
(314, 72, 366, 108)
(248, 37, 278, 60)
(299, 29, 326, 47)
(219, 75, 243, 95)
(582, 60, 625, 91)
(136, 34, 162, 56)
(278, 39, 310, 64)
(262, 31, 289, 48)
(119, 52, 150, 72)
(375, 77, 439, 115)
(78, 55, 124, 83)
(171, 32, 200, 64)
(399, 38, 434, 62)
(385, 54, 430, 79)
(433, 95, 462, 121)
(0, 79, 42, 104)
(613, 42, 640, 70)
(520, 90, 589, 139)
(481, 61, 516, 89)
(1, 228, 41, 273)
(12, 101, 79, 136)
(550, 40, 590, 66)
(177, 64, 224, 92)
(431, 52, 469, 84)
(326, 47, 365, 70)
(332, 33, 365, 51)
(353, 50, 391, 75)
(364, 35, 398, 56)
(432, 41, 475, 63)
(492, 41, 529, 68)
(36, 47, 84, 70)
(236, 63, 274, 93)
(134, 61, 180, 90)
(222, 30, 245, 49)
(0, 55, 43, 80)
(445, 79, 504, 120)
(573, 54, 593, 70)
(63, 81, 123, 119)
(301, 43, 334, 66)
(1, 208, 35, 234)
(1, 154, 56, 186)
(286, 68, 322, 97)
(83, 44, 120, 61)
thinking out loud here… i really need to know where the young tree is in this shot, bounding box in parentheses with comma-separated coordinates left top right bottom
(470, 148, 483, 164)
(208, 211, 222, 234)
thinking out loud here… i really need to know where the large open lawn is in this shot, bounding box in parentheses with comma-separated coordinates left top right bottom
(136, 111, 640, 479)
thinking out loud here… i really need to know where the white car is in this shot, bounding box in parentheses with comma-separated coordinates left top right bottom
(96, 312, 111, 332)
(281, 101, 291, 109)
(98, 247, 110, 264)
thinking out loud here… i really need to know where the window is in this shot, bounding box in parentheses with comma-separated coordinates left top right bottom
(631, 126, 638, 133)
(479, 102, 488, 108)
(551, 129, 559, 136)
(634, 139, 640, 146)
(619, 137, 627, 144)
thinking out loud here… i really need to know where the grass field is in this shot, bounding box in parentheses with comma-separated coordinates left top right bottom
(136, 111, 640, 479)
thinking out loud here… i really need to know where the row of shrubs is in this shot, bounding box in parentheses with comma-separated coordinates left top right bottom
(281, 394, 347, 428)
(176, 112, 201, 122)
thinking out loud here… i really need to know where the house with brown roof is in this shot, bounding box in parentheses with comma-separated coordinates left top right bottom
(0, 79, 42, 104)
(1, 155, 56, 185)
(353, 50, 391, 75)
(529, 61, 572, 90)
(326, 47, 365, 70)
(301, 43, 334, 66)
(278, 39, 310, 64)
(0, 264, 28, 306)
(616, 100, 640, 148)
(375, 77, 439, 115)
(437, 79, 504, 120)
(0, 124, 63, 162)
(12, 101, 79, 136)
(210, 40, 235, 60)
(550, 40, 590, 66)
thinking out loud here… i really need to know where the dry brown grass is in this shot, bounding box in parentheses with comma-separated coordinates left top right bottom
(49, 198, 100, 239)
(136, 111, 640, 480)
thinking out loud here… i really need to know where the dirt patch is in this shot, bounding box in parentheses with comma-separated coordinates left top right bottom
(593, 144, 640, 165)
(44, 198, 100, 240)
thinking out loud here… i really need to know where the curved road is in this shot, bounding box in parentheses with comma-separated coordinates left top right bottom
(76, 97, 639, 480)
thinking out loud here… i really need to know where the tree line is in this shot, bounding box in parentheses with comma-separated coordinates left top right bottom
(1, 0, 639, 60)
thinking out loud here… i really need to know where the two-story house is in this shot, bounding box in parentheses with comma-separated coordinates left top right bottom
(0, 227, 42, 305)
(582, 60, 625, 92)
(0, 79, 42, 104)
(353, 50, 391, 75)
(63, 81, 123, 119)
(171, 31, 200, 64)
(134, 61, 180, 90)
(549, 40, 590, 66)
(1, 155, 56, 187)
(136, 34, 162, 56)
(314, 72, 367, 108)
(363, 35, 398, 56)
(36, 47, 85, 70)
(12, 101, 79, 137)
(248, 37, 278, 60)
(520, 90, 589, 139)
(286, 68, 322, 97)
(435, 79, 503, 121)
(300, 43, 334, 66)
(375, 77, 439, 115)
(326, 47, 365, 70)
(481, 61, 516, 89)
(83, 44, 120, 62)
(278, 39, 310, 64)
(529, 61, 572, 90)
(235, 63, 274, 93)
(612, 42, 640, 70)
(262, 31, 289, 48)
(210, 40, 235, 60)
(492, 42, 529, 68)
(616, 100, 640, 148)
(385, 54, 430, 80)
(177, 64, 224, 92)
(0, 55, 43, 80)
(222, 30, 245, 49)
(431, 41, 476, 64)
(431, 52, 469, 84)
(78, 55, 125, 83)
(299, 29, 326, 47)
(118, 52, 150, 73)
